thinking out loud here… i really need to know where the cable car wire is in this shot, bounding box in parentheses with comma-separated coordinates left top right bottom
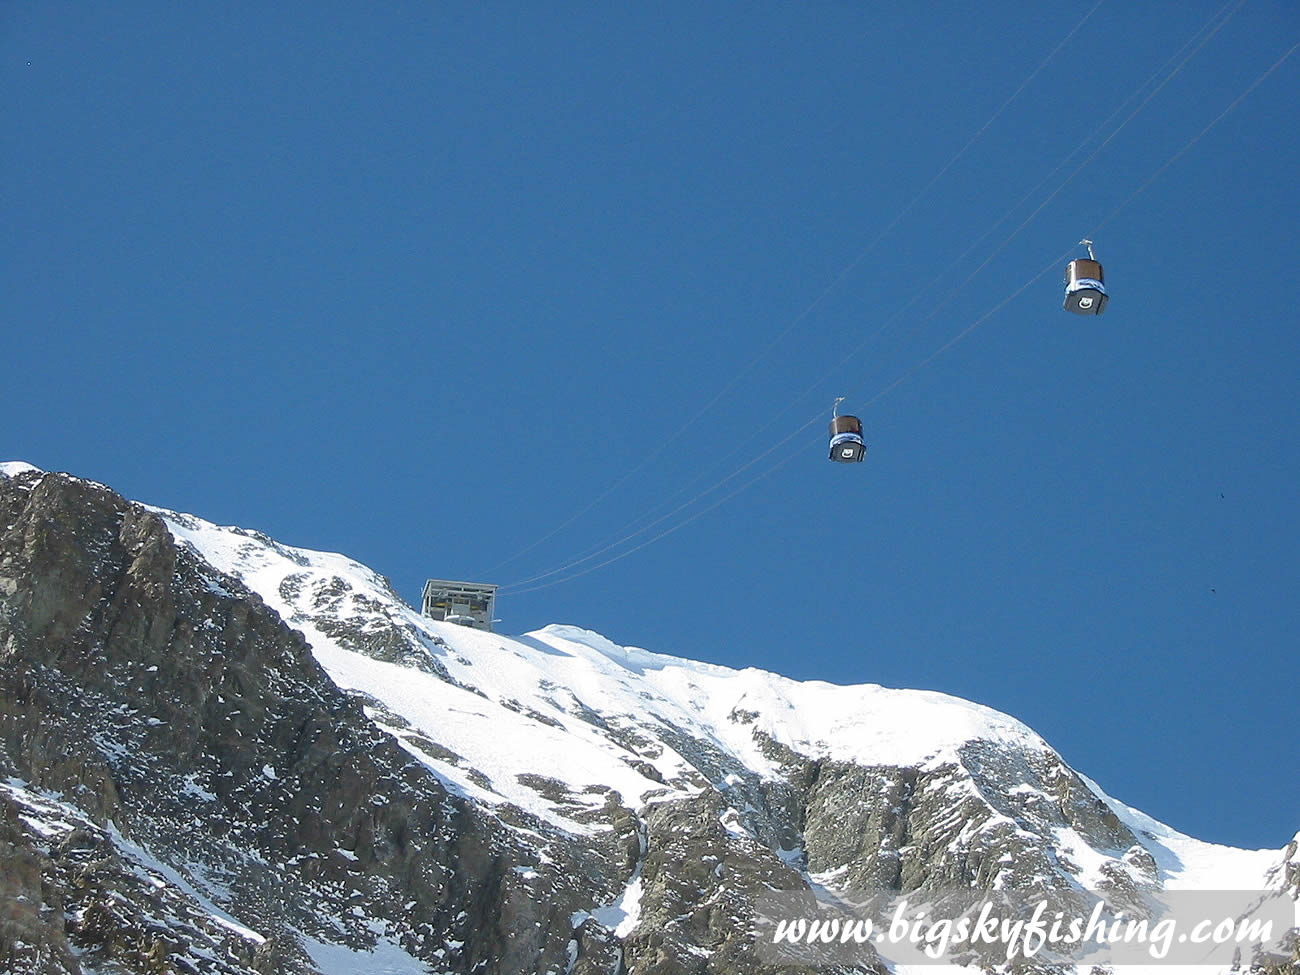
(500, 247, 1073, 595)
(1086, 34, 1299, 241)
(503, 258, 1068, 594)
(500, 36, 1293, 597)
(839, 27, 1291, 416)
(498, 1, 1250, 593)
(498, 0, 1244, 590)
(473, 0, 1107, 581)
(633, 0, 1247, 475)
(663, 0, 1247, 445)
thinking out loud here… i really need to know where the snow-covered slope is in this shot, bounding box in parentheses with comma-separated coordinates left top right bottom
(1076, 772, 1281, 890)
(155, 502, 1282, 893)
(160, 510, 1033, 816)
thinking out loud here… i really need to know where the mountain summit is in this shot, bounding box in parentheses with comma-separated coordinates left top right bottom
(0, 463, 1294, 975)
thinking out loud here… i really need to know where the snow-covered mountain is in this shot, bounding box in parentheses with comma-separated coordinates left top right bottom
(157, 500, 1282, 892)
(0, 462, 1295, 975)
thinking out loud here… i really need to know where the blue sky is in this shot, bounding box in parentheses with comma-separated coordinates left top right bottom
(3, 2, 1296, 850)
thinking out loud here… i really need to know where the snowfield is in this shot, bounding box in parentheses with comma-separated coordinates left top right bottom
(151, 499, 1286, 895)
(159, 508, 1050, 823)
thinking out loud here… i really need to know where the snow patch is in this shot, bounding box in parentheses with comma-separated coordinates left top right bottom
(1076, 772, 1279, 889)
(590, 875, 644, 938)
(297, 931, 437, 975)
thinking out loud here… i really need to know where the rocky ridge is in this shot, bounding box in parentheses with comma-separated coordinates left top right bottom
(0, 464, 1293, 975)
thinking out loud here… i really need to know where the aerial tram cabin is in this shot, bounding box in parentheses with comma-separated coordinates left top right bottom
(1063, 239, 1108, 315)
(828, 399, 866, 463)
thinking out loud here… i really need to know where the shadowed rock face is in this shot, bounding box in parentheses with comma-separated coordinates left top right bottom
(0, 471, 624, 975)
(0, 468, 1294, 975)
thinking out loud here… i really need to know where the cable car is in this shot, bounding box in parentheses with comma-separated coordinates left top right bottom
(829, 399, 866, 463)
(1063, 239, 1108, 315)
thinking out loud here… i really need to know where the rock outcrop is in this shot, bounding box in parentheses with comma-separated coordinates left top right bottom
(0, 469, 621, 974)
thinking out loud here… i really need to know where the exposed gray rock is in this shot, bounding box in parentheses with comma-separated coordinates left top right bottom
(0, 471, 624, 974)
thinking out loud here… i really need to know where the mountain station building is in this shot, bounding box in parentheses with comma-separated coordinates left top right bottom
(421, 579, 498, 632)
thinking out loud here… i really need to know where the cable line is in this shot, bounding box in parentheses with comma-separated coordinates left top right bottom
(500, 251, 1069, 595)
(474, 1, 1107, 581)
(1088, 35, 1299, 240)
(497, 0, 1245, 591)
(499, 2, 1244, 592)
(502, 36, 1294, 596)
